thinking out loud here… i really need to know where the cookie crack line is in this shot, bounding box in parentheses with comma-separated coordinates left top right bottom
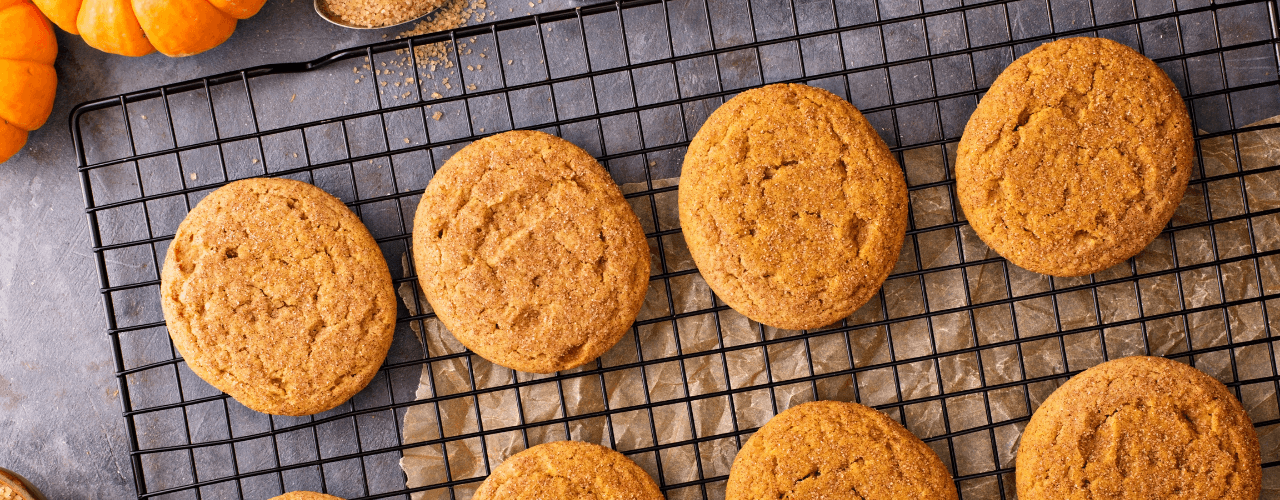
(414, 130, 648, 373)
(1020, 356, 1260, 499)
(957, 37, 1192, 276)
(1040, 400, 1253, 493)
(727, 401, 955, 500)
(778, 463, 872, 500)
(162, 177, 395, 415)
(683, 83, 905, 329)
(473, 441, 662, 500)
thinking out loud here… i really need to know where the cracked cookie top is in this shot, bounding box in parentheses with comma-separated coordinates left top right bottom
(413, 130, 650, 374)
(160, 178, 396, 416)
(726, 400, 957, 500)
(1017, 355, 1260, 500)
(956, 37, 1193, 276)
(270, 492, 344, 500)
(678, 83, 909, 331)
(473, 441, 662, 500)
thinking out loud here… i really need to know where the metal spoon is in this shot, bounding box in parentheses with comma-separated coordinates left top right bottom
(314, 0, 438, 30)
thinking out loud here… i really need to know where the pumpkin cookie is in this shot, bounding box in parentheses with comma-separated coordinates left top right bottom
(1018, 356, 1260, 499)
(726, 400, 957, 499)
(160, 178, 397, 416)
(413, 130, 650, 373)
(956, 37, 1193, 276)
(474, 441, 663, 500)
(679, 83, 909, 330)
(269, 492, 344, 500)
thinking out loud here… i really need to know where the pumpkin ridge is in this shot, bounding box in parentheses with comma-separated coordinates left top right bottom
(0, 59, 58, 131)
(30, 0, 79, 34)
(78, 0, 155, 57)
(0, 3, 58, 64)
(31, 0, 253, 57)
(0, 0, 56, 163)
(130, 0, 235, 57)
(0, 118, 27, 162)
(207, 0, 264, 20)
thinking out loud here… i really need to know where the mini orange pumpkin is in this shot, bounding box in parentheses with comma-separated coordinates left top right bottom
(32, 0, 262, 57)
(0, 0, 57, 164)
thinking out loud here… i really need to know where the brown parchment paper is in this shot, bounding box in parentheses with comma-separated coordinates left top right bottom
(396, 118, 1280, 499)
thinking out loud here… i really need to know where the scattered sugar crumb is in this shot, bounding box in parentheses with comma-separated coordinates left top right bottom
(190, 173, 197, 180)
(290, 94, 296, 102)
(389, 0, 492, 70)
(432, 111, 443, 120)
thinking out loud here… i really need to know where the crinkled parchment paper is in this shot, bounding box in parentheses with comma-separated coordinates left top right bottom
(395, 117, 1280, 499)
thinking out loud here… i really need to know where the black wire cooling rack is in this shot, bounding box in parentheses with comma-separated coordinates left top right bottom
(74, 0, 1280, 496)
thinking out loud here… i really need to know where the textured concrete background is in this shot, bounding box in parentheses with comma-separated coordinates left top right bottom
(0, 0, 569, 496)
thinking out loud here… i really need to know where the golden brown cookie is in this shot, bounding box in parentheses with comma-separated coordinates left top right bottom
(679, 83, 909, 331)
(413, 130, 650, 374)
(1017, 356, 1260, 499)
(269, 492, 344, 500)
(726, 400, 957, 499)
(956, 37, 1193, 276)
(160, 178, 397, 416)
(474, 440, 663, 500)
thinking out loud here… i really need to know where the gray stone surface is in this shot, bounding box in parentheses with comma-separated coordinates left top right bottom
(0, 0, 568, 496)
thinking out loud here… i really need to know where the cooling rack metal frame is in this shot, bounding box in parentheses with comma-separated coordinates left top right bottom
(74, 0, 1280, 496)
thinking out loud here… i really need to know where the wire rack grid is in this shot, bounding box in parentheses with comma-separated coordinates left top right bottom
(73, 0, 1280, 496)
